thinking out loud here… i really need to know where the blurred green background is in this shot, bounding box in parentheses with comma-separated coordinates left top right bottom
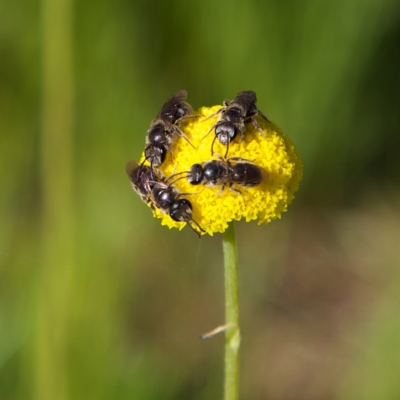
(1, 0, 400, 399)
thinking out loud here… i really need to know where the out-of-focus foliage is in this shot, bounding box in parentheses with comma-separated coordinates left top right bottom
(1, 0, 400, 399)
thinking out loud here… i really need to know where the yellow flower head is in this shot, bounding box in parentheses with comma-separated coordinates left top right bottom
(139, 102, 303, 236)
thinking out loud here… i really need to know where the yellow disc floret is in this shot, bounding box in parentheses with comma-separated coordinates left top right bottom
(141, 105, 303, 236)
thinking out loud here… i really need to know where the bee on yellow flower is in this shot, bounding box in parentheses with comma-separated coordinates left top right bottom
(127, 91, 303, 236)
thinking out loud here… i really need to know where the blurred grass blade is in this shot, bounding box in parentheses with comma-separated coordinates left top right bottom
(37, 0, 75, 398)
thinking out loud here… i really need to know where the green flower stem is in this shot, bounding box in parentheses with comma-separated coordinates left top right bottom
(222, 223, 241, 400)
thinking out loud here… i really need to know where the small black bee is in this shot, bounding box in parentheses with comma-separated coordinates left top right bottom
(204, 90, 269, 157)
(126, 160, 204, 236)
(186, 156, 266, 196)
(145, 90, 195, 167)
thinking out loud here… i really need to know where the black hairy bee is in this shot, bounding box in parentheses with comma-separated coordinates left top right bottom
(126, 160, 204, 236)
(144, 90, 195, 167)
(204, 90, 269, 157)
(125, 160, 158, 203)
(186, 156, 266, 196)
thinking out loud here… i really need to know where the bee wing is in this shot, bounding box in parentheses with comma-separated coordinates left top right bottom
(125, 160, 140, 183)
(157, 90, 188, 119)
(126, 160, 156, 204)
(234, 90, 257, 110)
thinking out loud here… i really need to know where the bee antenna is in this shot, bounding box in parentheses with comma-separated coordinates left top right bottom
(211, 135, 218, 156)
(139, 158, 148, 167)
(188, 218, 205, 238)
(143, 153, 158, 170)
(224, 141, 230, 158)
(165, 170, 188, 183)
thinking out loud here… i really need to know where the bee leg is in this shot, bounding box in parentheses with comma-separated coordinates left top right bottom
(238, 125, 245, 144)
(164, 143, 174, 164)
(201, 107, 224, 122)
(229, 184, 245, 203)
(227, 156, 252, 163)
(173, 126, 195, 148)
(215, 184, 226, 196)
(180, 113, 199, 122)
(201, 123, 217, 145)
(251, 117, 266, 137)
(258, 110, 270, 122)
